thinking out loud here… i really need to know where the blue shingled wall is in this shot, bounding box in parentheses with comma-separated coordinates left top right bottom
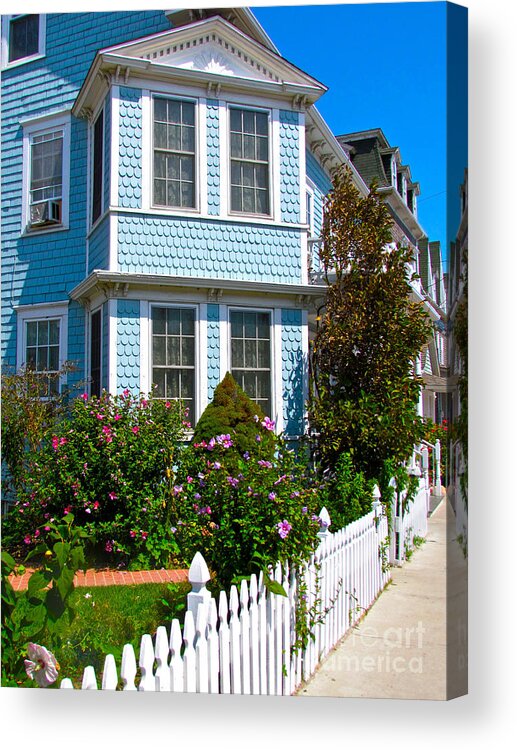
(118, 87, 142, 210)
(206, 303, 220, 400)
(67, 300, 85, 391)
(279, 110, 300, 223)
(281, 308, 305, 436)
(88, 213, 110, 273)
(206, 100, 220, 216)
(118, 215, 302, 283)
(117, 299, 140, 394)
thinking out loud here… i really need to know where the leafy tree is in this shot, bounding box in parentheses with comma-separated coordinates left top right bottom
(310, 167, 431, 480)
(453, 246, 468, 505)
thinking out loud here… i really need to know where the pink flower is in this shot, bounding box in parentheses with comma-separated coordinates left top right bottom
(108, 492, 117, 501)
(96, 413, 104, 420)
(261, 416, 275, 431)
(123, 389, 130, 398)
(34, 529, 40, 538)
(141, 531, 148, 540)
(59, 437, 67, 446)
(24, 643, 59, 687)
(23, 535, 31, 545)
(93, 501, 100, 510)
(63, 505, 72, 515)
(105, 540, 114, 552)
(51, 436, 59, 451)
(216, 434, 233, 448)
(277, 520, 292, 539)
(129, 530, 136, 538)
(132, 426, 139, 435)
(114, 414, 122, 420)
(165, 401, 171, 409)
(81, 393, 89, 400)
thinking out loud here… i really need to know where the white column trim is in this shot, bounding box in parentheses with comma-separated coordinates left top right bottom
(199, 302, 208, 419)
(139, 300, 150, 394)
(219, 303, 229, 378)
(141, 89, 151, 211)
(299, 112, 308, 285)
(218, 102, 228, 218)
(301, 308, 309, 434)
(110, 85, 120, 208)
(271, 108, 281, 223)
(108, 298, 118, 394)
(198, 97, 208, 215)
(273, 307, 284, 432)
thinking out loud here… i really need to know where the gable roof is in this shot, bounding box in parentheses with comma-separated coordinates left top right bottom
(73, 15, 326, 117)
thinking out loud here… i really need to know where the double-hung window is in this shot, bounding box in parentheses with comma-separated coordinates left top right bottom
(17, 303, 68, 397)
(2, 14, 45, 68)
(230, 310, 272, 417)
(151, 307, 196, 420)
(22, 112, 70, 232)
(230, 108, 270, 215)
(153, 98, 196, 209)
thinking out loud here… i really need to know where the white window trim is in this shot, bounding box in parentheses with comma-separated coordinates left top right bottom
(1, 14, 46, 71)
(21, 110, 71, 235)
(147, 302, 200, 424)
(16, 301, 69, 391)
(88, 305, 104, 397)
(225, 103, 275, 222)
(226, 305, 280, 428)
(146, 93, 202, 215)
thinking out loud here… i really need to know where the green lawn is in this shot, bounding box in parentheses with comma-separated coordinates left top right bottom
(56, 581, 190, 687)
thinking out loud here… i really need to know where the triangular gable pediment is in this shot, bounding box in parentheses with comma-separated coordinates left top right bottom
(100, 16, 325, 90)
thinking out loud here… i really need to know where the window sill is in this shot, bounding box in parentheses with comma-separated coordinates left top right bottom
(2, 52, 45, 72)
(21, 224, 69, 239)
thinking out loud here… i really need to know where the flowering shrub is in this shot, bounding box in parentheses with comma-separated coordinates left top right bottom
(317, 452, 374, 529)
(422, 418, 448, 483)
(2, 390, 186, 569)
(171, 429, 322, 589)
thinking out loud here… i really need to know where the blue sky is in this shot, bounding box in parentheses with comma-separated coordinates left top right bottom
(252, 2, 468, 270)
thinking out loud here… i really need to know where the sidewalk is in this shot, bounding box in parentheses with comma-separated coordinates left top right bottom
(8, 566, 189, 592)
(298, 498, 468, 700)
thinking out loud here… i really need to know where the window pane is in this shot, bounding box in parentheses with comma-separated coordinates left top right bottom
(153, 369, 166, 398)
(49, 320, 60, 345)
(181, 309, 195, 336)
(231, 186, 242, 212)
(48, 345, 59, 372)
(256, 371, 270, 398)
(182, 126, 195, 153)
(230, 133, 242, 159)
(9, 14, 39, 62)
(257, 313, 270, 339)
(243, 110, 255, 134)
(154, 98, 168, 122)
(154, 179, 166, 205)
(168, 100, 181, 124)
(152, 308, 167, 336)
(257, 136, 268, 162)
(167, 337, 181, 366)
(257, 339, 270, 368)
(245, 340, 257, 368)
(230, 109, 241, 131)
(37, 347, 47, 371)
(255, 164, 268, 189)
(154, 122, 167, 149)
(167, 154, 180, 180)
(26, 321, 37, 346)
(167, 308, 181, 335)
(244, 313, 256, 339)
(244, 372, 256, 398)
(168, 370, 180, 399)
(180, 155, 194, 183)
(38, 321, 49, 345)
(231, 339, 244, 368)
(242, 163, 254, 188)
(181, 337, 194, 366)
(181, 183, 194, 208)
(168, 124, 181, 151)
(255, 113, 268, 136)
(242, 188, 255, 214)
(180, 370, 194, 400)
(182, 102, 195, 126)
(153, 336, 166, 366)
(26, 347, 37, 367)
(154, 152, 166, 178)
(167, 182, 180, 207)
(243, 134, 255, 160)
(256, 189, 269, 215)
(230, 312, 243, 338)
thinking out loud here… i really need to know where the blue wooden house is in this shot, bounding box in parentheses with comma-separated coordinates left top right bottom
(1, 8, 366, 438)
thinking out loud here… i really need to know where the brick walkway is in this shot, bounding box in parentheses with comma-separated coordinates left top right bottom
(9, 567, 189, 592)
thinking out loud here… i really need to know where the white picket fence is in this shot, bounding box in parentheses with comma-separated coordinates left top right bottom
(60, 499, 391, 694)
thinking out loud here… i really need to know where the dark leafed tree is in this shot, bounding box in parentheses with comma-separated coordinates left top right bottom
(310, 167, 431, 480)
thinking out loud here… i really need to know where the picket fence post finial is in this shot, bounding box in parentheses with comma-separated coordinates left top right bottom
(317, 506, 331, 541)
(372, 484, 382, 515)
(188, 551, 213, 625)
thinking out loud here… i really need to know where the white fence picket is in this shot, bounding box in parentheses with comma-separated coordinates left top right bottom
(169, 618, 184, 692)
(154, 625, 170, 691)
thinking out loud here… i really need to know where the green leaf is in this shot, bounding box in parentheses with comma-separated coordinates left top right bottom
(53, 541, 71, 568)
(263, 575, 287, 598)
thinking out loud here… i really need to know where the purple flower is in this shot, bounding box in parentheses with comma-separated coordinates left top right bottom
(171, 527, 177, 534)
(213, 461, 222, 470)
(227, 476, 239, 487)
(173, 485, 183, 496)
(194, 493, 201, 500)
(277, 520, 292, 539)
(216, 434, 233, 448)
(207, 437, 216, 451)
(255, 434, 262, 442)
(243, 451, 250, 460)
(261, 416, 275, 431)
(302, 506, 308, 514)
(274, 474, 287, 485)
(258, 460, 272, 469)
(268, 492, 277, 501)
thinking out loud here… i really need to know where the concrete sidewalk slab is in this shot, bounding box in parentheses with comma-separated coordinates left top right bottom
(298, 498, 467, 700)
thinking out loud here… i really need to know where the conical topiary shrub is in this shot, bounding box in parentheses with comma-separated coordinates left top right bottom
(193, 372, 275, 456)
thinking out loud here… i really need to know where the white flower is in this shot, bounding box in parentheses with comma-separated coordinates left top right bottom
(84, 592, 92, 599)
(24, 643, 59, 687)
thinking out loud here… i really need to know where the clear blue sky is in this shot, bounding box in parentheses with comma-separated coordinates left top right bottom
(252, 2, 468, 270)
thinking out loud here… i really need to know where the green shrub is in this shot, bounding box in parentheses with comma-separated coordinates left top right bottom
(193, 372, 275, 458)
(172, 430, 322, 590)
(2, 390, 186, 569)
(318, 453, 375, 529)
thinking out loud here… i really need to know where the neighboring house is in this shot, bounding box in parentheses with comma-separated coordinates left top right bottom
(336, 128, 448, 424)
(1, 8, 368, 440)
(448, 169, 468, 539)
